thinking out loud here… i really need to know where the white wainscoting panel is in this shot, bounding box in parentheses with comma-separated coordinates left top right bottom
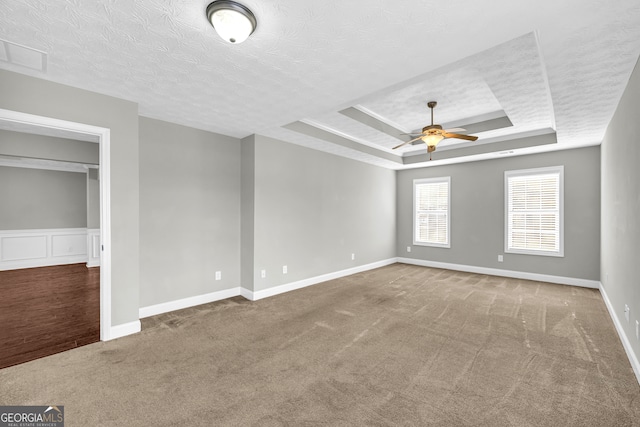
(52, 233, 87, 257)
(87, 228, 101, 267)
(1, 235, 47, 261)
(0, 228, 95, 270)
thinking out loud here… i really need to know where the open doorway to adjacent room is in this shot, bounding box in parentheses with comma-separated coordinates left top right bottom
(0, 109, 112, 368)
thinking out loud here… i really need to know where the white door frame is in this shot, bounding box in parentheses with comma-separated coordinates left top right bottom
(0, 108, 113, 341)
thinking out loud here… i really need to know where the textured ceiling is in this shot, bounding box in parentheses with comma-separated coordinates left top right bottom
(1, 0, 639, 169)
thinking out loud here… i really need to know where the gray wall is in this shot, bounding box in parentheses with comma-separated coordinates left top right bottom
(251, 135, 396, 292)
(601, 58, 640, 359)
(0, 69, 140, 327)
(397, 146, 601, 280)
(87, 168, 100, 229)
(0, 166, 87, 229)
(139, 117, 241, 307)
(2, 64, 626, 334)
(240, 135, 256, 291)
(0, 129, 99, 164)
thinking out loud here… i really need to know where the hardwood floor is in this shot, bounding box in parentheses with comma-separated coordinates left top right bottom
(0, 263, 100, 369)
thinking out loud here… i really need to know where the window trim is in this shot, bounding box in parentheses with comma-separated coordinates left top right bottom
(413, 176, 451, 248)
(504, 166, 564, 257)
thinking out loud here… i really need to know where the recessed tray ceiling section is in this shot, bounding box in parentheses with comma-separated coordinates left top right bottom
(272, 32, 561, 168)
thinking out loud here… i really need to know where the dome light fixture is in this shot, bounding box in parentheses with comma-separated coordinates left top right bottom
(206, 1, 257, 44)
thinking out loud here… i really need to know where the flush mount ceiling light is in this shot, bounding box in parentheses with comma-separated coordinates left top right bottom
(206, 1, 257, 44)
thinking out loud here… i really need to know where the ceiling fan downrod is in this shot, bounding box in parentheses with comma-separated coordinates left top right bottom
(427, 101, 437, 126)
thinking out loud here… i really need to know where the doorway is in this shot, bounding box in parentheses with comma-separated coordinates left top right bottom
(0, 108, 113, 344)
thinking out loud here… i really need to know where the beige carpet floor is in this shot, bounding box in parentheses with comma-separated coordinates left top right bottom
(1, 263, 639, 426)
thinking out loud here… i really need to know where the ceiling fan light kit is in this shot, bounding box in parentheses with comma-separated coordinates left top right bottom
(206, 0, 257, 44)
(423, 133, 444, 148)
(393, 101, 478, 160)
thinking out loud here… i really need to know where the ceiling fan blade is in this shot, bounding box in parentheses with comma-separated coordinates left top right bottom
(442, 132, 478, 141)
(392, 135, 424, 149)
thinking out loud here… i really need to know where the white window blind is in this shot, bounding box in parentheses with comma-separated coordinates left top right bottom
(505, 166, 563, 256)
(414, 177, 450, 248)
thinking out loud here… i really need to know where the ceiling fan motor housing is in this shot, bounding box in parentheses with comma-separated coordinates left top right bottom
(423, 124, 443, 133)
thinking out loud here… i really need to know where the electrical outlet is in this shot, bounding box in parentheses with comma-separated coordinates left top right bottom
(498, 255, 503, 262)
(351, 253, 355, 260)
(215, 271, 221, 280)
(636, 320, 639, 340)
(625, 304, 630, 322)
(282, 265, 287, 274)
(407, 246, 411, 253)
(261, 269, 266, 278)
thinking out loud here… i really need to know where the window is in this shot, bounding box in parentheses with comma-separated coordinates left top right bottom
(414, 177, 450, 248)
(505, 166, 563, 257)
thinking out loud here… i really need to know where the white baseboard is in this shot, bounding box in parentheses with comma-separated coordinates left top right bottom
(599, 284, 640, 385)
(240, 287, 254, 301)
(246, 258, 398, 301)
(139, 287, 242, 318)
(397, 257, 600, 289)
(108, 320, 141, 340)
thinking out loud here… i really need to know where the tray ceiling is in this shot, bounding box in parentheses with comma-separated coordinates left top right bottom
(1, 0, 639, 169)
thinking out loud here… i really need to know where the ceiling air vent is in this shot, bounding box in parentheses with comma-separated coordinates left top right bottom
(0, 39, 47, 72)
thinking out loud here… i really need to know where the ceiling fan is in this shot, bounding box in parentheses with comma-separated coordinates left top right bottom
(393, 101, 478, 160)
